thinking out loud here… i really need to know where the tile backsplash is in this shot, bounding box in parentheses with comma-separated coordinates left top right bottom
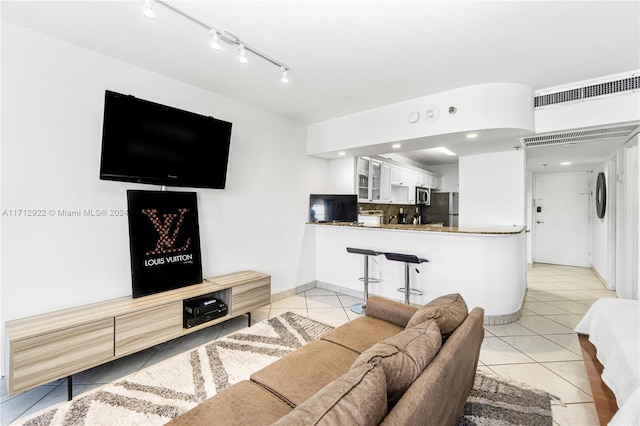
(358, 203, 421, 224)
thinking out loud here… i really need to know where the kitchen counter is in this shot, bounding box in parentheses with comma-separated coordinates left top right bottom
(308, 222, 526, 235)
(310, 221, 527, 324)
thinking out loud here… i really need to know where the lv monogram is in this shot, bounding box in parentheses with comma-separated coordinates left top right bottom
(142, 208, 191, 256)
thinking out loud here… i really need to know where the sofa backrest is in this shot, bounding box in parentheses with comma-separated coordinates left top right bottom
(381, 307, 485, 426)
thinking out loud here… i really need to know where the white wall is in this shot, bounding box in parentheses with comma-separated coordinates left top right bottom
(1, 22, 329, 367)
(429, 163, 459, 193)
(327, 157, 356, 194)
(458, 150, 526, 227)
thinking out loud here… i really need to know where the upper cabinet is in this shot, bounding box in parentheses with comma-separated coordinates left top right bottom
(357, 157, 391, 202)
(356, 157, 440, 204)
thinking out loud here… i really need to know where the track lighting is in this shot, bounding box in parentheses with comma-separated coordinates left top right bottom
(142, 0, 155, 20)
(209, 30, 221, 50)
(238, 44, 248, 63)
(140, 0, 290, 84)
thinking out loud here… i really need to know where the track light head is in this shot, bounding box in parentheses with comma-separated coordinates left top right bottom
(238, 44, 248, 63)
(142, 0, 155, 20)
(209, 29, 221, 50)
(280, 67, 289, 83)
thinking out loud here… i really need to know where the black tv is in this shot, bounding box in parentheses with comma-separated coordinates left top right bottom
(100, 90, 232, 189)
(309, 194, 358, 223)
(127, 190, 203, 298)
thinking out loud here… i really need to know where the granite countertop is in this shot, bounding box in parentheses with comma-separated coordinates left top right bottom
(307, 222, 526, 235)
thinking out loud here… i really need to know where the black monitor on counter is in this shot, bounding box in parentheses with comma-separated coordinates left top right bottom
(309, 194, 358, 223)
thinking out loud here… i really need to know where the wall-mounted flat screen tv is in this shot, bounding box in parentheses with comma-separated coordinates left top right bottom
(309, 194, 358, 223)
(100, 90, 232, 189)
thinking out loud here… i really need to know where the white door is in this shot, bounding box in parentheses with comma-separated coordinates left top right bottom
(534, 173, 590, 266)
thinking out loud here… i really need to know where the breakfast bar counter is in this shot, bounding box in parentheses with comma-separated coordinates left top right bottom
(308, 222, 525, 235)
(309, 222, 526, 324)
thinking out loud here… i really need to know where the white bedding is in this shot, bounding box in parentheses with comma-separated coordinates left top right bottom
(575, 298, 640, 425)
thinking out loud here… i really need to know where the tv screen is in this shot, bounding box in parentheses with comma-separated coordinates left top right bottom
(309, 194, 358, 223)
(127, 190, 203, 298)
(100, 90, 232, 189)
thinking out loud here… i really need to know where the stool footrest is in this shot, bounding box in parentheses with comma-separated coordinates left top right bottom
(350, 303, 365, 315)
(397, 287, 424, 296)
(358, 277, 380, 283)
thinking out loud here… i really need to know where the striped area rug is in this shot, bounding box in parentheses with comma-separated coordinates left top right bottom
(458, 373, 553, 426)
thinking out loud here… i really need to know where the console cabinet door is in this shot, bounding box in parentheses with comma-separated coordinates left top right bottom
(10, 319, 114, 394)
(231, 278, 271, 315)
(115, 302, 182, 357)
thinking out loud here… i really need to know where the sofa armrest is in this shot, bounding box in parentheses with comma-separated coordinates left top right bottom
(366, 296, 418, 328)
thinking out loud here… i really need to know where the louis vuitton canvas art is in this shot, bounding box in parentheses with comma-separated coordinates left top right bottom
(127, 190, 203, 298)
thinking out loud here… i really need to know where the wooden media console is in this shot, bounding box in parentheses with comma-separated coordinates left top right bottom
(5, 270, 271, 397)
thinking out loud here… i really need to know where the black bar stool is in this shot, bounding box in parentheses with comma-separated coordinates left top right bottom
(383, 252, 429, 304)
(346, 247, 382, 314)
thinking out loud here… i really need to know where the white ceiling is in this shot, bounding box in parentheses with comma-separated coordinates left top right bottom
(2, 1, 640, 170)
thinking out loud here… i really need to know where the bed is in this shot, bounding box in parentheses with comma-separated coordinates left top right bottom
(575, 298, 639, 425)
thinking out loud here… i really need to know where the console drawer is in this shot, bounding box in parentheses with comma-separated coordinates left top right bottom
(10, 319, 114, 394)
(115, 302, 182, 357)
(231, 278, 271, 315)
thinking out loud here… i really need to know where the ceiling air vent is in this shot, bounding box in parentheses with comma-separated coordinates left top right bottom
(523, 125, 638, 148)
(534, 75, 640, 108)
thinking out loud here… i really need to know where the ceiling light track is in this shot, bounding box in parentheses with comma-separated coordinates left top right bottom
(148, 0, 290, 82)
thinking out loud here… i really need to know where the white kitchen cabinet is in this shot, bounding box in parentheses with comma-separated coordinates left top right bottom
(380, 164, 391, 202)
(433, 176, 442, 190)
(357, 157, 388, 202)
(356, 157, 370, 201)
(356, 157, 439, 204)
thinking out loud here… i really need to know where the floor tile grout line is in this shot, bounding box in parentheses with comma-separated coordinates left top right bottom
(538, 361, 594, 401)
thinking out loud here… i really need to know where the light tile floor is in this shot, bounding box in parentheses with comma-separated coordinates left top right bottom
(1, 264, 615, 425)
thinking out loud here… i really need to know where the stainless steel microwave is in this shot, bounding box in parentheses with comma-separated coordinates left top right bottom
(416, 187, 431, 205)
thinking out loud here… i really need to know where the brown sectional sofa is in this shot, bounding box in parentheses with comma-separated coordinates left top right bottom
(169, 294, 485, 426)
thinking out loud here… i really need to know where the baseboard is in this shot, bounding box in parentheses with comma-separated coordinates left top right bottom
(315, 281, 363, 299)
(590, 266, 608, 288)
(270, 281, 317, 302)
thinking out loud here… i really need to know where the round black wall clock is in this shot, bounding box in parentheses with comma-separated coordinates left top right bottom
(596, 172, 606, 219)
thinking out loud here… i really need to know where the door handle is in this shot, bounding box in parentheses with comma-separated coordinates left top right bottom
(536, 221, 544, 224)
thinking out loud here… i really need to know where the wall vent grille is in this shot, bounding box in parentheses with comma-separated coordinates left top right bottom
(534, 75, 639, 108)
(523, 125, 638, 148)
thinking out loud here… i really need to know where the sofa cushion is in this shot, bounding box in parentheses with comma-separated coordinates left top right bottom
(321, 316, 404, 353)
(167, 380, 292, 426)
(250, 339, 359, 407)
(272, 361, 387, 426)
(406, 293, 468, 338)
(351, 319, 442, 405)
(366, 295, 419, 328)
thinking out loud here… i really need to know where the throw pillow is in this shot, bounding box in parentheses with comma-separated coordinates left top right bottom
(406, 293, 468, 338)
(272, 362, 387, 426)
(350, 319, 441, 405)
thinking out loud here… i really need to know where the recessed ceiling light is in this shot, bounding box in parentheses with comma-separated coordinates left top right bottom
(561, 162, 572, 166)
(238, 44, 248, 63)
(338, 151, 346, 156)
(392, 144, 401, 149)
(142, 0, 155, 20)
(466, 133, 478, 139)
(436, 147, 456, 156)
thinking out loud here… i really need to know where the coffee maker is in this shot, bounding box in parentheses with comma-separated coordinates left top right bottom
(398, 207, 407, 224)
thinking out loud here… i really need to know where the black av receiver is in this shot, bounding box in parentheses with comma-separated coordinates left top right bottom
(183, 292, 227, 329)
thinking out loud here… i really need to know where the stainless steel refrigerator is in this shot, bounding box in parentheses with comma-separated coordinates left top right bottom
(421, 192, 459, 226)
